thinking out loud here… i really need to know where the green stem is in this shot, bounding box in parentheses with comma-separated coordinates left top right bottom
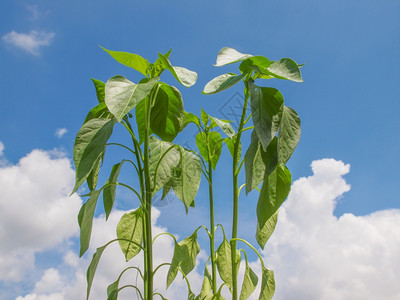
(207, 160, 217, 294)
(231, 82, 250, 300)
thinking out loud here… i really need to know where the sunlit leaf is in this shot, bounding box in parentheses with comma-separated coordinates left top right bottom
(203, 73, 244, 94)
(182, 111, 201, 129)
(259, 268, 275, 300)
(135, 97, 151, 144)
(216, 237, 241, 288)
(256, 211, 278, 249)
(197, 264, 213, 299)
(117, 207, 143, 261)
(83, 102, 112, 124)
(158, 53, 197, 87)
(239, 258, 258, 300)
(250, 84, 283, 151)
(105, 76, 159, 122)
(91, 78, 105, 103)
(101, 47, 150, 77)
(267, 58, 303, 82)
(239, 56, 271, 75)
(201, 108, 209, 127)
(257, 165, 291, 230)
(215, 47, 253, 67)
(210, 116, 235, 138)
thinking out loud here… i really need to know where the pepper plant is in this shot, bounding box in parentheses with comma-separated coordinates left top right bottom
(201, 47, 303, 300)
(72, 47, 203, 300)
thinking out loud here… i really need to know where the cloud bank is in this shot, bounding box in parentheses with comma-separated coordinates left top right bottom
(2, 30, 55, 55)
(1, 147, 399, 299)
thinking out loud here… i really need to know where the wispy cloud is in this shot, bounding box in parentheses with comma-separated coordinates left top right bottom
(55, 128, 68, 138)
(2, 30, 55, 56)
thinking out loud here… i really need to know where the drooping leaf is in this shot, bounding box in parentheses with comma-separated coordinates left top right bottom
(195, 131, 222, 170)
(105, 76, 159, 122)
(172, 147, 202, 212)
(216, 237, 241, 288)
(135, 96, 151, 144)
(215, 47, 253, 67)
(239, 56, 271, 75)
(86, 156, 102, 192)
(256, 211, 278, 249)
(203, 73, 244, 94)
(91, 78, 105, 103)
(148, 136, 180, 192)
(261, 137, 278, 176)
(266, 58, 303, 82)
(250, 85, 283, 151)
(197, 264, 213, 300)
(210, 116, 235, 138)
(239, 258, 258, 300)
(101, 47, 150, 77)
(257, 165, 291, 230)
(167, 231, 201, 288)
(244, 131, 265, 195)
(158, 53, 197, 87)
(182, 111, 201, 129)
(116, 207, 143, 261)
(72, 118, 115, 194)
(106, 279, 119, 300)
(278, 106, 301, 165)
(259, 268, 275, 300)
(103, 160, 126, 220)
(150, 83, 184, 142)
(79, 190, 101, 256)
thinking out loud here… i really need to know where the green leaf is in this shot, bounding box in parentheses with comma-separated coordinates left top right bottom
(267, 58, 303, 82)
(158, 53, 197, 87)
(201, 109, 209, 127)
(117, 207, 143, 261)
(216, 237, 241, 288)
(257, 165, 291, 230)
(79, 190, 101, 256)
(103, 160, 126, 220)
(101, 47, 150, 77)
(239, 259, 258, 300)
(259, 268, 275, 300)
(172, 147, 202, 212)
(215, 47, 253, 67)
(239, 56, 271, 75)
(182, 112, 201, 129)
(135, 96, 151, 144)
(148, 136, 180, 192)
(91, 78, 105, 103)
(256, 211, 278, 249)
(278, 106, 301, 165)
(150, 83, 184, 142)
(167, 231, 201, 288)
(86, 156, 102, 192)
(244, 131, 265, 195)
(83, 102, 112, 124)
(210, 116, 235, 138)
(86, 243, 111, 300)
(106, 279, 119, 300)
(250, 85, 283, 151)
(223, 137, 241, 162)
(72, 118, 115, 194)
(105, 76, 159, 122)
(203, 73, 244, 94)
(196, 131, 222, 170)
(198, 264, 213, 299)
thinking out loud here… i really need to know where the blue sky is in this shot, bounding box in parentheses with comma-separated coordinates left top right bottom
(1, 1, 400, 299)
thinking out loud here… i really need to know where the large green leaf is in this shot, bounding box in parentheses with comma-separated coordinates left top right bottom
(259, 268, 275, 300)
(116, 207, 143, 261)
(203, 73, 244, 94)
(239, 259, 258, 300)
(215, 47, 253, 67)
(72, 118, 115, 194)
(78, 189, 101, 256)
(216, 237, 241, 288)
(148, 136, 180, 192)
(150, 83, 184, 142)
(101, 47, 150, 77)
(257, 165, 291, 230)
(278, 106, 301, 165)
(167, 231, 201, 288)
(105, 76, 159, 122)
(244, 131, 265, 195)
(267, 58, 303, 82)
(239, 56, 271, 75)
(195, 131, 223, 170)
(256, 211, 278, 249)
(250, 85, 283, 151)
(158, 53, 197, 87)
(103, 160, 126, 220)
(91, 78, 105, 103)
(172, 147, 202, 212)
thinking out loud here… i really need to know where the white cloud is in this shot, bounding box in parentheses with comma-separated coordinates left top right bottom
(55, 128, 68, 138)
(0, 148, 82, 281)
(2, 30, 55, 55)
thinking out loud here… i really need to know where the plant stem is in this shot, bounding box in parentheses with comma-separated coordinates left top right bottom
(231, 83, 250, 300)
(207, 160, 217, 294)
